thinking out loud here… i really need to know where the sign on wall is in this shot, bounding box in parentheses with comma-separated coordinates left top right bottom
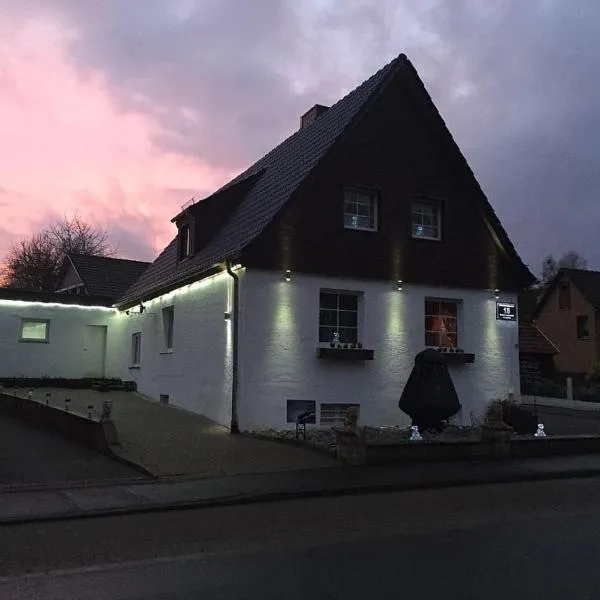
(496, 301, 517, 321)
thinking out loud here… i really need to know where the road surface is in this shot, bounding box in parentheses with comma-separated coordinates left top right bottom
(3, 476, 600, 598)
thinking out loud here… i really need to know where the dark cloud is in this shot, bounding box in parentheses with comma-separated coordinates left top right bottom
(5, 0, 600, 274)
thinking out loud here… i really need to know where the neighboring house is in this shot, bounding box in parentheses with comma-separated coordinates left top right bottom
(533, 268, 600, 379)
(108, 53, 534, 431)
(56, 253, 150, 301)
(518, 322, 559, 392)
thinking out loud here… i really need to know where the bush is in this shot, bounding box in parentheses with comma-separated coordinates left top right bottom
(502, 402, 537, 434)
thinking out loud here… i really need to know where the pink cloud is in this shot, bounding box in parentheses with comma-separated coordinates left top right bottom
(0, 16, 234, 261)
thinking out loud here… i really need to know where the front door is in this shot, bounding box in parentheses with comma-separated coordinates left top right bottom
(83, 325, 107, 378)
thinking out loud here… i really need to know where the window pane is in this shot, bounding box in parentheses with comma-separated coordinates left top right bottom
(425, 331, 439, 346)
(440, 302, 457, 317)
(320, 326, 338, 343)
(425, 316, 439, 332)
(425, 300, 438, 315)
(21, 321, 48, 341)
(338, 294, 358, 310)
(319, 309, 338, 327)
(338, 327, 358, 344)
(338, 310, 358, 327)
(422, 225, 438, 238)
(319, 293, 338, 309)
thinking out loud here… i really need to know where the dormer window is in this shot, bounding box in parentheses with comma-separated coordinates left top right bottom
(178, 224, 193, 261)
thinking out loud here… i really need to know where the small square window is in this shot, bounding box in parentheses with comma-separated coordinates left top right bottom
(577, 315, 590, 340)
(319, 291, 360, 344)
(343, 189, 377, 231)
(20, 319, 50, 343)
(131, 332, 141, 365)
(425, 299, 459, 347)
(162, 306, 174, 350)
(412, 199, 441, 240)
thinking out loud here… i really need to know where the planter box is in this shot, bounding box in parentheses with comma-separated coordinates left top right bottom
(440, 352, 475, 365)
(317, 347, 374, 361)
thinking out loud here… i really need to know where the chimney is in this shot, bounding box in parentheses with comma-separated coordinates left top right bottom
(300, 104, 330, 130)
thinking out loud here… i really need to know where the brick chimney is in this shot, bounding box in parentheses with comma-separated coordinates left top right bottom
(300, 104, 330, 130)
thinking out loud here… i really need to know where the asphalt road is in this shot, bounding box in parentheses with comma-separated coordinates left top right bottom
(4, 477, 600, 599)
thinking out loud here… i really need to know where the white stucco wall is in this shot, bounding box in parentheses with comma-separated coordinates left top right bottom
(0, 300, 116, 379)
(238, 270, 519, 430)
(110, 269, 235, 426)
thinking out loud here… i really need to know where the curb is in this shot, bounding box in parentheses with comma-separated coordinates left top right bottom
(4, 466, 600, 526)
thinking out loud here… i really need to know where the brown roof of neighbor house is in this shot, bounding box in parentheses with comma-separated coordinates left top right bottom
(533, 268, 600, 317)
(118, 53, 534, 307)
(0, 287, 114, 307)
(519, 322, 559, 355)
(61, 254, 150, 300)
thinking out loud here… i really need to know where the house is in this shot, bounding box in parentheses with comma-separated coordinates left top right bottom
(107, 53, 534, 431)
(532, 268, 600, 379)
(0, 54, 535, 429)
(55, 253, 150, 301)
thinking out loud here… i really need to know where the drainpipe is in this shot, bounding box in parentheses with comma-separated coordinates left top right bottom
(226, 260, 240, 434)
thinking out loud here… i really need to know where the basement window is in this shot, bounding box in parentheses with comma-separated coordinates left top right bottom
(20, 319, 50, 343)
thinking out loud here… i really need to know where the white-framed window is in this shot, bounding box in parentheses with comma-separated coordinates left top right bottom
(425, 299, 460, 348)
(162, 306, 174, 351)
(412, 199, 441, 240)
(20, 318, 50, 343)
(131, 332, 141, 366)
(319, 291, 360, 344)
(576, 315, 590, 340)
(320, 403, 360, 426)
(343, 189, 377, 231)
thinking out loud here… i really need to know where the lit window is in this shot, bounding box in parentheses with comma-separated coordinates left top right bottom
(20, 319, 50, 343)
(131, 332, 141, 365)
(343, 189, 377, 231)
(319, 292, 359, 344)
(412, 199, 441, 240)
(425, 299, 459, 347)
(162, 306, 174, 350)
(577, 315, 590, 340)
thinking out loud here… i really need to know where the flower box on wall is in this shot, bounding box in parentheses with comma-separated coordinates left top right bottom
(432, 347, 475, 365)
(317, 347, 375, 361)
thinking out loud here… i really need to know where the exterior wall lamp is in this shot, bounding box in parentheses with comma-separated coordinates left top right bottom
(284, 269, 292, 282)
(492, 289, 500, 300)
(224, 311, 231, 320)
(396, 280, 403, 291)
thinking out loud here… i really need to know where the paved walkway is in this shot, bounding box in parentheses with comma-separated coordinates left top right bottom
(15, 389, 337, 478)
(4, 453, 600, 524)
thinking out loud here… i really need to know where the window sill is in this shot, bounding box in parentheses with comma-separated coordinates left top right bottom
(160, 349, 174, 355)
(19, 339, 49, 344)
(344, 225, 378, 233)
(129, 365, 141, 370)
(429, 348, 475, 364)
(317, 347, 374, 361)
(412, 234, 442, 242)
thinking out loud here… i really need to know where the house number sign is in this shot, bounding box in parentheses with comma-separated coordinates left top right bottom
(496, 302, 517, 321)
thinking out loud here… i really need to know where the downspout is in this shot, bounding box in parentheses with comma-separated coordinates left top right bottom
(226, 260, 240, 434)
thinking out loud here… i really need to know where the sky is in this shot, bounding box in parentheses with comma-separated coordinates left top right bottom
(0, 1, 599, 277)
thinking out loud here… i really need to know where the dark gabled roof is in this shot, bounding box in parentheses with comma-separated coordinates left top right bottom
(534, 268, 600, 317)
(64, 254, 150, 300)
(519, 322, 559, 355)
(0, 287, 114, 307)
(118, 53, 534, 307)
(119, 55, 403, 306)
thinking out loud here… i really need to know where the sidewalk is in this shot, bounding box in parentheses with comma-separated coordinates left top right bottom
(4, 453, 600, 525)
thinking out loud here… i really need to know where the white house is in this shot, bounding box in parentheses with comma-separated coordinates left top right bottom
(0, 54, 535, 431)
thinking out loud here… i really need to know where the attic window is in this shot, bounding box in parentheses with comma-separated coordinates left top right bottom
(343, 189, 377, 231)
(412, 199, 441, 241)
(178, 224, 192, 261)
(558, 282, 571, 310)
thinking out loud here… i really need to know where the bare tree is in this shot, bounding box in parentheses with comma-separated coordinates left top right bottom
(541, 251, 587, 282)
(2, 215, 115, 290)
